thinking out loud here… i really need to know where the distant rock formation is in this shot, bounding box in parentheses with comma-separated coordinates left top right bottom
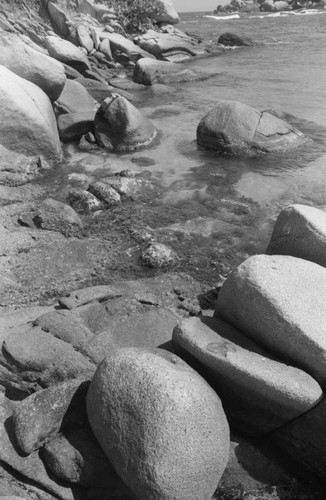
(214, 0, 325, 13)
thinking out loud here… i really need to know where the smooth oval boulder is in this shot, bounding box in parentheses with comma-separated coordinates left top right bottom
(173, 317, 322, 435)
(217, 254, 326, 386)
(87, 347, 230, 500)
(45, 36, 91, 74)
(0, 65, 62, 163)
(0, 33, 66, 101)
(267, 204, 326, 268)
(197, 100, 307, 155)
(94, 94, 156, 152)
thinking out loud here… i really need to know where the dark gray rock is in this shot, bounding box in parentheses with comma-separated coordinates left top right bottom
(57, 112, 95, 142)
(218, 32, 254, 47)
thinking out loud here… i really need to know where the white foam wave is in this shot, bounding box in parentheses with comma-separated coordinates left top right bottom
(249, 8, 326, 18)
(203, 14, 240, 20)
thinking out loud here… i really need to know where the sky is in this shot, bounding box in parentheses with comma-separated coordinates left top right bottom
(173, 0, 217, 12)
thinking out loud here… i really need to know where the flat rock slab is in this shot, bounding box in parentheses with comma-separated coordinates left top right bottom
(0, 394, 81, 500)
(217, 254, 326, 386)
(267, 204, 326, 268)
(173, 317, 322, 435)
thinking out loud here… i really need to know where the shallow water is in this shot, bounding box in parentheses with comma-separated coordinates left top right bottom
(40, 11, 326, 283)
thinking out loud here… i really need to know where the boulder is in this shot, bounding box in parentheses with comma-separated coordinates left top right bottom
(273, 1, 289, 9)
(0, 33, 66, 101)
(173, 317, 322, 435)
(94, 94, 157, 152)
(217, 254, 326, 386)
(273, 397, 326, 483)
(99, 32, 153, 61)
(46, 1, 70, 37)
(266, 204, 326, 268)
(0, 66, 62, 163)
(197, 100, 307, 155)
(135, 29, 199, 57)
(134, 58, 215, 85)
(57, 111, 95, 142)
(99, 38, 113, 61)
(152, 0, 180, 24)
(68, 189, 105, 213)
(12, 379, 89, 455)
(218, 32, 254, 47)
(0, 147, 51, 186)
(87, 348, 230, 500)
(45, 36, 91, 74)
(75, 77, 135, 103)
(141, 242, 178, 268)
(2, 326, 95, 388)
(43, 428, 122, 489)
(76, 25, 94, 53)
(0, 394, 80, 500)
(56, 78, 98, 115)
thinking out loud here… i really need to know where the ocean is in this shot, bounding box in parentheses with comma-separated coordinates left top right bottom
(49, 10, 326, 283)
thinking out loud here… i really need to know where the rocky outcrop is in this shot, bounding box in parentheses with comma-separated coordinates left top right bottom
(87, 347, 230, 500)
(94, 94, 157, 152)
(197, 100, 308, 155)
(0, 65, 62, 164)
(0, 33, 66, 101)
(267, 204, 326, 268)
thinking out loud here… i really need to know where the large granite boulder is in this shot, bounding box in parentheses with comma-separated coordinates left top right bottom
(55, 78, 98, 115)
(94, 94, 157, 152)
(197, 100, 308, 155)
(99, 32, 154, 61)
(0, 33, 66, 101)
(87, 348, 230, 500)
(173, 317, 322, 435)
(0, 65, 62, 163)
(134, 57, 215, 85)
(152, 0, 180, 24)
(135, 29, 199, 58)
(45, 36, 91, 74)
(267, 204, 326, 268)
(217, 254, 326, 386)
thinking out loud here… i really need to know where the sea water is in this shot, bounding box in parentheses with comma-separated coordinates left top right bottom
(46, 10, 326, 283)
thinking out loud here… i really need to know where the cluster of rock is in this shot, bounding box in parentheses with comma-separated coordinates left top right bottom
(215, 0, 325, 14)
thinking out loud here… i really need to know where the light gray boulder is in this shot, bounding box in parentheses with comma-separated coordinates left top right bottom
(152, 0, 180, 24)
(0, 33, 66, 101)
(99, 32, 154, 60)
(173, 317, 322, 435)
(197, 100, 308, 155)
(87, 347, 230, 500)
(217, 254, 326, 386)
(94, 94, 157, 152)
(267, 204, 326, 268)
(56, 78, 98, 115)
(0, 65, 62, 163)
(45, 36, 91, 74)
(77, 25, 94, 53)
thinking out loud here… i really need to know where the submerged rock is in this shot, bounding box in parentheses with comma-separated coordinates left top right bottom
(218, 32, 254, 46)
(141, 243, 178, 268)
(94, 94, 157, 152)
(68, 189, 105, 213)
(88, 181, 121, 206)
(87, 348, 230, 500)
(197, 100, 308, 155)
(267, 204, 326, 268)
(217, 254, 326, 386)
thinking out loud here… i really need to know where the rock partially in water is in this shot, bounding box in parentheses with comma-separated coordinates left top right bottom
(141, 242, 178, 268)
(217, 254, 326, 386)
(57, 111, 95, 142)
(218, 32, 254, 47)
(87, 347, 230, 500)
(94, 94, 157, 152)
(173, 316, 322, 435)
(267, 204, 326, 268)
(68, 189, 105, 213)
(88, 181, 121, 207)
(134, 57, 216, 85)
(197, 100, 308, 155)
(55, 79, 98, 115)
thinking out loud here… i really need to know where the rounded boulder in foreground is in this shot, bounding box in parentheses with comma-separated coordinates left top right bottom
(87, 347, 230, 500)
